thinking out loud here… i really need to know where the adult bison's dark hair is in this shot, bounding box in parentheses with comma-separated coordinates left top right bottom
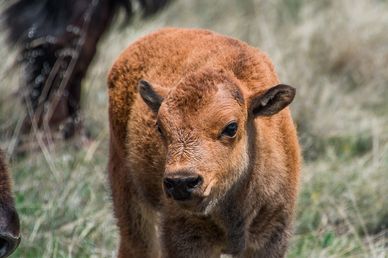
(1, 0, 169, 140)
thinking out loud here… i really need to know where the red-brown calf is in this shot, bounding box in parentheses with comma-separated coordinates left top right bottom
(108, 28, 301, 258)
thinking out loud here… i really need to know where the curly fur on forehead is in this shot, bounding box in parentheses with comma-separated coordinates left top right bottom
(165, 67, 242, 113)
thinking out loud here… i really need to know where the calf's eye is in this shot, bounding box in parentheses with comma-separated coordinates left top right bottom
(221, 122, 238, 138)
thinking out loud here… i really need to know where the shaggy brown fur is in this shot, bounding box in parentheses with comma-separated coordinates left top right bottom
(0, 150, 20, 257)
(108, 28, 301, 258)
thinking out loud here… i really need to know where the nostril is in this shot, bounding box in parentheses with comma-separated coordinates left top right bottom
(0, 234, 20, 258)
(163, 178, 175, 190)
(185, 175, 203, 189)
(163, 174, 203, 201)
(0, 237, 8, 257)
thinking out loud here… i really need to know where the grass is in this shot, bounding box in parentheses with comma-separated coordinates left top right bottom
(0, 0, 387, 257)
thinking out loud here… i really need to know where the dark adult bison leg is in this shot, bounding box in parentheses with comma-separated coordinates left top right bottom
(63, 72, 82, 139)
(20, 43, 70, 135)
(61, 1, 115, 139)
(19, 0, 115, 139)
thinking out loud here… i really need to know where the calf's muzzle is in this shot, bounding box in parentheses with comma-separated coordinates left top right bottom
(163, 174, 203, 201)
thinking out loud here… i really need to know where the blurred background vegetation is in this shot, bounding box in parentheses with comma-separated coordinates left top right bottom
(0, 0, 387, 257)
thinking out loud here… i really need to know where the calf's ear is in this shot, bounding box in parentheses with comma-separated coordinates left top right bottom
(138, 80, 167, 113)
(248, 84, 296, 117)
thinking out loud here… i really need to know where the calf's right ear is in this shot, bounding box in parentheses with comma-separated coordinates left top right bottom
(138, 80, 167, 113)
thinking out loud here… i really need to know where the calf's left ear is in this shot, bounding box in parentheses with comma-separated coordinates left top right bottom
(248, 84, 296, 117)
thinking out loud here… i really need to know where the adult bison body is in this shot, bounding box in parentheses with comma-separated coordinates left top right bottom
(2, 0, 169, 140)
(108, 28, 301, 257)
(0, 151, 20, 258)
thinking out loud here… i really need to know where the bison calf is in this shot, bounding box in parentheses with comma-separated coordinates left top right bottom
(0, 151, 20, 258)
(108, 28, 301, 258)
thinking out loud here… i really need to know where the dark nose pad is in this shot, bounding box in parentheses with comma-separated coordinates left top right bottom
(0, 208, 21, 258)
(163, 175, 203, 201)
(0, 234, 20, 258)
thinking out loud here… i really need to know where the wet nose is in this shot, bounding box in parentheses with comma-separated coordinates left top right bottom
(163, 174, 203, 201)
(0, 234, 20, 258)
(0, 208, 21, 258)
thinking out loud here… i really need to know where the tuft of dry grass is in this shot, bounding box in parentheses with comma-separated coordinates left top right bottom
(0, 0, 387, 257)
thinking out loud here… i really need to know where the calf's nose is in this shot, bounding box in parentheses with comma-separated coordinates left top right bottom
(163, 175, 203, 201)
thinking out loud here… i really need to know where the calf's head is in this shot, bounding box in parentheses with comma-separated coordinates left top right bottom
(0, 151, 20, 258)
(139, 68, 295, 213)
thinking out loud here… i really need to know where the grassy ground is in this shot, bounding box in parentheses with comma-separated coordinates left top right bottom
(0, 0, 387, 257)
